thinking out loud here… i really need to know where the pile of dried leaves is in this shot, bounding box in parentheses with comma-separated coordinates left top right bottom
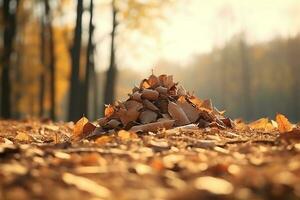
(74, 74, 235, 140)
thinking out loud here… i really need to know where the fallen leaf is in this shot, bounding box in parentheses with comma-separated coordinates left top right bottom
(131, 91, 142, 102)
(73, 117, 89, 133)
(73, 117, 96, 140)
(148, 74, 159, 88)
(106, 119, 121, 129)
(139, 110, 158, 124)
(276, 113, 293, 133)
(140, 79, 151, 89)
(279, 129, 300, 141)
(130, 120, 175, 132)
(188, 96, 203, 109)
(124, 100, 143, 111)
(143, 99, 159, 111)
(155, 86, 168, 94)
(62, 173, 111, 198)
(118, 130, 138, 140)
(15, 132, 31, 142)
(104, 105, 115, 117)
(95, 135, 113, 145)
(168, 101, 190, 126)
(117, 108, 140, 126)
(249, 118, 269, 130)
(141, 89, 159, 100)
(177, 96, 199, 123)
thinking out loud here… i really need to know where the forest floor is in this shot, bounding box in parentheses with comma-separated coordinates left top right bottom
(1, 119, 300, 200)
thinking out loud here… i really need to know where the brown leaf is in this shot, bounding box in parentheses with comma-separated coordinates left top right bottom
(143, 99, 159, 111)
(176, 96, 199, 123)
(279, 128, 300, 141)
(83, 122, 96, 136)
(106, 119, 121, 129)
(276, 113, 293, 133)
(124, 100, 143, 111)
(131, 92, 142, 102)
(156, 99, 169, 113)
(155, 86, 168, 94)
(117, 108, 140, 126)
(130, 120, 175, 132)
(148, 74, 159, 88)
(139, 110, 158, 124)
(141, 89, 159, 100)
(168, 101, 190, 126)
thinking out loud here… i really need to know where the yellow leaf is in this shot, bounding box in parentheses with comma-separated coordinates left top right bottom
(15, 132, 31, 142)
(276, 113, 293, 133)
(249, 118, 269, 130)
(117, 130, 138, 140)
(95, 136, 113, 145)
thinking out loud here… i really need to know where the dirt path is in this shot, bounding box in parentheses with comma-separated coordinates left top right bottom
(1, 120, 300, 200)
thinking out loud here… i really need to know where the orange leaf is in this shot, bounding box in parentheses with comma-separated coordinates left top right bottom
(104, 105, 114, 118)
(73, 117, 89, 137)
(140, 79, 151, 89)
(276, 113, 293, 133)
(73, 117, 96, 140)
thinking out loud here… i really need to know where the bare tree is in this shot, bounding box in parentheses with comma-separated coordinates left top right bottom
(239, 36, 252, 120)
(286, 37, 300, 119)
(1, 0, 19, 118)
(104, 0, 117, 106)
(44, 0, 56, 120)
(68, 0, 83, 121)
(83, 0, 96, 118)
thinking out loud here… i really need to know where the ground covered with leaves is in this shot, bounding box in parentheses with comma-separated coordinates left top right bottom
(1, 118, 300, 200)
(1, 74, 300, 200)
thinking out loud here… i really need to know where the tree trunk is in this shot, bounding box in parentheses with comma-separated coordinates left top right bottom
(286, 37, 300, 119)
(239, 37, 252, 120)
(68, 0, 83, 121)
(44, 0, 56, 120)
(39, 8, 46, 118)
(104, 0, 117, 107)
(1, 0, 19, 119)
(84, 0, 95, 118)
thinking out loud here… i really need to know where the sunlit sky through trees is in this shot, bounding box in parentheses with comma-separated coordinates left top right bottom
(55, 0, 300, 72)
(92, 0, 300, 72)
